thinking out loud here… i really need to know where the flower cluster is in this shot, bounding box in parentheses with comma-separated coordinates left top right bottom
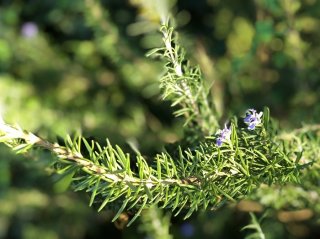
(215, 109, 263, 147)
(244, 109, 263, 130)
(215, 124, 231, 147)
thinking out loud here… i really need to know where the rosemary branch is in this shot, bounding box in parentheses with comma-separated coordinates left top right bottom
(155, 22, 218, 135)
(0, 121, 183, 188)
(0, 112, 299, 225)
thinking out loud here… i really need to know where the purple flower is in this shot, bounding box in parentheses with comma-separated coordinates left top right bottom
(215, 124, 231, 147)
(244, 109, 263, 130)
(21, 22, 38, 38)
(216, 137, 223, 147)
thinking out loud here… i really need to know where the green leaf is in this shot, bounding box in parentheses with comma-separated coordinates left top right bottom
(53, 167, 76, 193)
(143, 183, 153, 200)
(263, 107, 270, 129)
(295, 150, 303, 164)
(157, 156, 162, 180)
(89, 177, 101, 206)
(145, 47, 163, 57)
(12, 143, 33, 154)
(82, 137, 95, 161)
(127, 196, 148, 226)
(112, 198, 130, 222)
(98, 187, 116, 212)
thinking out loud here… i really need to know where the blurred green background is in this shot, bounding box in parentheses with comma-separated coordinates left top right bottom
(0, 0, 319, 238)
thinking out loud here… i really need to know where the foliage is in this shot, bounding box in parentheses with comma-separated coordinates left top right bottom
(242, 212, 266, 239)
(0, 103, 301, 227)
(147, 20, 219, 136)
(0, 0, 320, 238)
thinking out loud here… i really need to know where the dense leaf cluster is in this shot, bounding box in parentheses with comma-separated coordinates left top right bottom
(0, 106, 299, 225)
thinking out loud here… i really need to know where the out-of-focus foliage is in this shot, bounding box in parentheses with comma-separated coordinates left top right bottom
(0, 0, 319, 238)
